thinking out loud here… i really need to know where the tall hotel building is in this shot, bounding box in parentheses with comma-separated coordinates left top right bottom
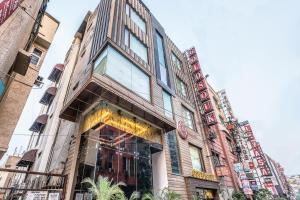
(26, 0, 241, 199)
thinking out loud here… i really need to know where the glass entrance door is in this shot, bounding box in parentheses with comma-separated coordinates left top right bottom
(75, 124, 159, 198)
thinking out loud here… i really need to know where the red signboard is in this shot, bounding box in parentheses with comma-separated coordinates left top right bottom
(242, 122, 272, 176)
(205, 112, 217, 125)
(0, 0, 20, 26)
(202, 101, 213, 113)
(199, 90, 210, 102)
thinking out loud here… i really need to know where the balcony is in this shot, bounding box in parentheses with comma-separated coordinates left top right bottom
(16, 149, 38, 167)
(48, 64, 64, 82)
(39, 86, 57, 105)
(29, 114, 48, 132)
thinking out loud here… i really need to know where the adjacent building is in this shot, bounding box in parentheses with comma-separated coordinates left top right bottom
(0, 0, 59, 158)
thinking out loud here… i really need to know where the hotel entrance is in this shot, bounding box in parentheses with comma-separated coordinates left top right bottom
(73, 102, 164, 199)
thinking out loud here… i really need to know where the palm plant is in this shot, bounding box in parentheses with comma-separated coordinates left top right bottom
(160, 188, 182, 200)
(82, 176, 127, 200)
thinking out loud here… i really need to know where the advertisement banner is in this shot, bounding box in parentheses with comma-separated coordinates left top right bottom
(0, 0, 20, 26)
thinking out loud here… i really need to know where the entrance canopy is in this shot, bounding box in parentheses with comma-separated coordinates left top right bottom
(16, 149, 38, 167)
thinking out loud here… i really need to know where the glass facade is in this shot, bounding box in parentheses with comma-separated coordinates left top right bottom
(155, 31, 169, 86)
(126, 4, 146, 33)
(189, 145, 205, 172)
(94, 46, 150, 101)
(162, 90, 173, 119)
(182, 106, 194, 129)
(167, 131, 181, 174)
(76, 125, 155, 198)
(124, 29, 148, 63)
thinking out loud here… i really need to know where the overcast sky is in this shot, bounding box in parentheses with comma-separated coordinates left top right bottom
(4, 0, 300, 175)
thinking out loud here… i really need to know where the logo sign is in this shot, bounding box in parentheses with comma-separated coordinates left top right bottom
(0, 0, 20, 26)
(177, 121, 188, 140)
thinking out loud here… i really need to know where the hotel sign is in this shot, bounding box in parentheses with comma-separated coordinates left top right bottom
(0, 0, 20, 26)
(186, 47, 217, 126)
(242, 122, 272, 176)
(82, 104, 161, 144)
(192, 169, 217, 182)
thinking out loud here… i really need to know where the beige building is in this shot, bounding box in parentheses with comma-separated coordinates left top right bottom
(0, 155, 21, 199)
(0, 0, 59, 158)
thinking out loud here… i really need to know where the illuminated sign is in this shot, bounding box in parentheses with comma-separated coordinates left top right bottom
(81, 104, 162, 144)
(192, 169, 217, 182)
(187, 47, 217, 126)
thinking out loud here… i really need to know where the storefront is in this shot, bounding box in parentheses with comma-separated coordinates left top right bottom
(73, 101, 165, 199)
(185, 171, 220, 200)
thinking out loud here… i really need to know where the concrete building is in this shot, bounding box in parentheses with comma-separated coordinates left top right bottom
(0, 155, 21, 199)
(0, 0, 59, 159)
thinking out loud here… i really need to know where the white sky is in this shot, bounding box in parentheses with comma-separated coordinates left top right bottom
(3, 0, 300, 175)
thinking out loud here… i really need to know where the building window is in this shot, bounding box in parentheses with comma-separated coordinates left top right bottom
(125, 4, 146, 33)
(162, 90, 173, 119)
(155, 31, 169, 87)
(189, 145, 205, 172)
(30, 48, 43, 65)
(182, 106, 194, 129)
(176, 77, 187, 97)
(124, 29, 148, 63)
(171, 53, 182, 70)
(94, 46, 150, 101)
(211, 151, 221, 167)
(167, 131, 181, 174)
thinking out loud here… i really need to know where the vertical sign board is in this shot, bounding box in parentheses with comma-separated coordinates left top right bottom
(242, 122, 272, 177)
(0, 0, 21, 26)
(186, 47, 217, 127)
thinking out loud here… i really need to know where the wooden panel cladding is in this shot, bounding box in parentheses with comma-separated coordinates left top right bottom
(108, 0, 154, 73)
(90, 0, 111, 61)
(165, 36, 194, 104)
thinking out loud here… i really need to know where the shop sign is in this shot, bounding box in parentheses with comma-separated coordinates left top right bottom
(239, 172, 247, 180)
(242, 122, 272, 176)
(192, 169, 217, 182)
(0, 0, 20, 26)
(187, 47, 217, 127)
(82, 105, 161, 144)
(25, 191, 48, 200)
(249, 180, 258, 191)
(177, 120, 188, 140)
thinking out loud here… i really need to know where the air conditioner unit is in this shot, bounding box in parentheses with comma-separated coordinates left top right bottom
(34, 76, 44, 87)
